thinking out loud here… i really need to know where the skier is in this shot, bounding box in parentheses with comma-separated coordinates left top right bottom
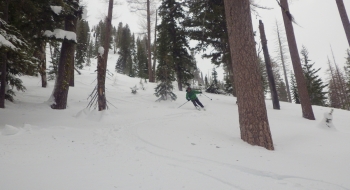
(186, 87, 205, 110)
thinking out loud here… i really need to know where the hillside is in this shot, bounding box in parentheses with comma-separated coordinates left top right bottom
(1, 53, 350, 190)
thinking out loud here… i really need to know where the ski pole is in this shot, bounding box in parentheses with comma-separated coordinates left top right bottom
(178, 100, 190, 108)
(202, 93, 212, 100)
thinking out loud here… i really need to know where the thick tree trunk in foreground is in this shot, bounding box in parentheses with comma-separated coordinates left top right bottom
(259, 20, 280, 110)
(51, 16, 76, 109)
(224, 0, 274, 150)
(97, 0, 113, 111)
(336, 0, 350, 47)
(280, 0, 315, 120)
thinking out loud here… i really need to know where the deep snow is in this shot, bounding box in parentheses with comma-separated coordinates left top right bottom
(1, 52, 350, 190)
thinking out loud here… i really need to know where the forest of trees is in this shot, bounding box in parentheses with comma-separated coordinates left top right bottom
(1, 0, 350, 149)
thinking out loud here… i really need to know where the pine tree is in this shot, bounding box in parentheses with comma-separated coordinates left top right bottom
(290, 73, 300, 104)
(48, 41, 61, 81)
(128, 33, 137, 77)
(116, 24, 133, 74)
(206, 67, 221, 94)
(0, 0, 38, 106)
(271, 59, 289, 102)
(154, 18, 176, 101)
(258, 57, 269, 95)
(76, 20, 90, 69)
(135, 36, 149, 79)
(346, 50, 350, 96)
(157, 0, 195, 91)
(300, 46, 328, 106)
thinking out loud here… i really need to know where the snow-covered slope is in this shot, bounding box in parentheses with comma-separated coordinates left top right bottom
(1, 53, 350, 190)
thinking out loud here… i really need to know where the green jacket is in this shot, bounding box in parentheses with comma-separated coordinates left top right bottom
(186, 89, 201, 100)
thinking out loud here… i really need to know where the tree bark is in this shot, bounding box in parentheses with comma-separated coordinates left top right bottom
(97, 0, 113, 111)
(259, 20, 280, 110)
(224, 0, 274, 150)
(97, 54, 106, 110)
(152, 9, 158, 82)
(0, 0, 9, 108)
(0, 53, 7, 108)
(280, 0, 315, 120)
(51, 15, 77, 109)
(69, 15, 78, 87)
(147, 0, 153, 82)
(336, 0, 350, 47)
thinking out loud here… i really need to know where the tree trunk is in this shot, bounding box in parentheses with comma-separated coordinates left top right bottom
(276, 23, 291, 102)
(35, 41, 47, 88)
(69, 15, 78, 87)
(97, 54, 106, 110)
(147, 0, 153, 82)
(0, 0, 9, 108)
(280, 0, 315, 120)
(259, 20, 280, 110)
(152, 9, 158, 82)
(0, 53, 7, 108)
(224, 0, 274, 150)
(51, 15, 77, 109)
(98, 0, 113, 111)
(336, 0, 350, 47)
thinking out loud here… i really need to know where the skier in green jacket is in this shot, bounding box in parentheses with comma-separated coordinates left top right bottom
(186, 87, 204, 109)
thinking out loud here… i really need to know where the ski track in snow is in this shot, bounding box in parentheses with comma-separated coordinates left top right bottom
(1, 52, 350, 190)
(112, 115, 349, 190)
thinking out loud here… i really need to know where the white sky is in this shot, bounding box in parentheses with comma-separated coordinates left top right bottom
(83, 0, 350, 81)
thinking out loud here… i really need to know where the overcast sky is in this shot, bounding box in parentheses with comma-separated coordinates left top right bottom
(83, 0, 350, 81)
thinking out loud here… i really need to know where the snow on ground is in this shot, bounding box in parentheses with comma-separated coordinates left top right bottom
(1, 52, 350, 190)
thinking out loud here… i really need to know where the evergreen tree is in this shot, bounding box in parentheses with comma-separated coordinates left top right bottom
(157, 0, 195, 91)
(116, 22, 123, 49)
(0, 1, 38, 105)
(345, 50, 350, 95)
(154, 18, 176, 101)
(300, 46, 328, 106)
(258, 57, 269, 95)
(128, 33, 137, 77)
(271, 59, 289, 102)
(48, 41, 60, 81)
(76, 20, 90, 69)
(290, 73, 300, 104)
(206, 67, 221, 94)
(135, 36, 149, 79)
(184, 0, 229, 67)
(116, 24, 133, 74)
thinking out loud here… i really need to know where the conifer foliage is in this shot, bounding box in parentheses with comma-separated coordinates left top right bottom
(75, 20, 90, 69)
(300, 46, 328, 106)
(156, 0, 195, 92)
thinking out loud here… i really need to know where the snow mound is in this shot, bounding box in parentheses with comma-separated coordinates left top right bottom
(75, 108, 114, 122)
(0, 124, 20, 136)
(318, 110, 336, 131)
